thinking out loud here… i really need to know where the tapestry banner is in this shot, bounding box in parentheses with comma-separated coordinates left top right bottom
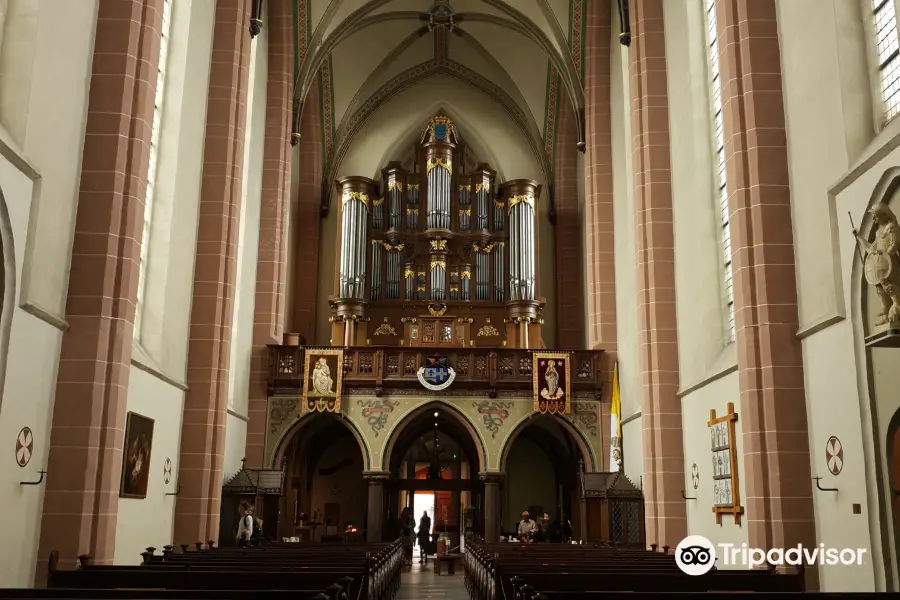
(302, 348, 344, 413)
(532, 351, 571, 414)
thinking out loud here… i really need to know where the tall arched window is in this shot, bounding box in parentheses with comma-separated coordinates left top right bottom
(135, 0, 173, 339)
(871, 0, 900, 122)
(705, 0, 734, 342)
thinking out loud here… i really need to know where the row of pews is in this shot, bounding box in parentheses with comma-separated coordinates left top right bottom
(1, 541, 403, 600)
(464, 540, 807, 598)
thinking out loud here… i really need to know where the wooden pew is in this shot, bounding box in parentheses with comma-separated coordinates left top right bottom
(24, 540, 404, 600)
(464, 539, 805, 599)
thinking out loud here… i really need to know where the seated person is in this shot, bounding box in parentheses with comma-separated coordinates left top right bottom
(517, 511, 538, 539)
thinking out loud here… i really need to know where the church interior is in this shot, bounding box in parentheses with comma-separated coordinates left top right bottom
(1, 0, 900, 595)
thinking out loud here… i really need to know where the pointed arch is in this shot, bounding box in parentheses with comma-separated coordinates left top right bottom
(271, 411, 371, 470)
(380, 400, 487, 473)
(372, 101, 506, 182)
(499, 413, 597, 473)
(0, 181, 15, 416)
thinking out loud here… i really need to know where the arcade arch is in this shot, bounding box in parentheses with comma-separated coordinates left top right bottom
(499, 414, 593, 539)
(273, 412, 371, 540)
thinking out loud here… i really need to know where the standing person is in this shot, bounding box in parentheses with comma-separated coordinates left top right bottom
(236, 501, 255, 547)
(400, 507, 415, 565)
(517, 511, 537, 541)
(417, 511, 432, 565)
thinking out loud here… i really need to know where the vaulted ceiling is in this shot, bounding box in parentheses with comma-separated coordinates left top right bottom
(292, 0, 587, 183)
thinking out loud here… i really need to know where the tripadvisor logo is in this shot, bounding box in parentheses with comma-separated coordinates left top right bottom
(675, 535, 716, 576)
(675, 535, 868, 575)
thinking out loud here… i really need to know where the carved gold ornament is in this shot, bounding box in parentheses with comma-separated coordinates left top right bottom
(417, 271, 426, 277)
(459, 184, 471, 192)
(450, 286, 459, 293)
(342, 191, 370, 209)
(430, 259, 447, 271)
(449, 271, 459, 278)
(494, 200, 505, 208)
(381, 241, 405, 252)
(427, 157, 452, 175)
(372, 197, 384, 207)
(404, 268, 415, 279)
(459, 208, 471, 216)
(473, 242, 495, 254)
(388, 180, 404, 192)
(461, 270, 472, 280)
(475, 183, 483, 193)
(430, 239, 448, 251)
(508, 194, 535, 213)
(373, 317, 397, 337)
(428, 304, 448, 317)
(477, 318, 500, 337)
(408, 184, 420, 190)
(429, 116, 454, 139)
(407, 208, 419, 215)
(416, 285, 425, 292)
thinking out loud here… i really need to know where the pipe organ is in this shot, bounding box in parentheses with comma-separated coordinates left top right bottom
(329, 115, 545, 349)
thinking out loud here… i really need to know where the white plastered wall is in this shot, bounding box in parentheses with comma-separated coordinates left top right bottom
(780, 0, 880, 591)
(0, 0, 96, 586)
(608, 0, 642, 484)
(116, 0, 217, 565)
(224, 23, 268, 480)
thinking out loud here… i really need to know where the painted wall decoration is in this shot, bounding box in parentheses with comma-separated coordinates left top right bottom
(708, 403, 743, 525)
(473, 400, 514, 438)
(15, 427, 33, 467)
(691, 463, 699, 490)
(303, 348, 344, 413)
(163, 458, 172, 485)
(533, 352, 571, 414)
(825, 436, 843, 476)
(120, 412, 154, 499)
(358, 398, 399, 435)
(571, 401, 598, 436)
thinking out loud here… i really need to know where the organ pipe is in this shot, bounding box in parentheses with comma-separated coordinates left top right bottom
(508, 191, 536, 301)
(427, 158, 452, 229)
(371, 241, 383, 300)
(336, 178, 372, 300)
(404, 265, 415, 301)
(388, 178, 402, 230)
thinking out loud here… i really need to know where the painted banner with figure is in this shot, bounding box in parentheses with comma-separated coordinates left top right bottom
(532, 351, 571, 414)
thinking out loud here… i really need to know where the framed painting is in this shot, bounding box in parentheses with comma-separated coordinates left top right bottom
(708, 402, 743, 525)
(532, 351, 571, 414)
(303, 348, 344, 413)
(119, 412, 154, 499)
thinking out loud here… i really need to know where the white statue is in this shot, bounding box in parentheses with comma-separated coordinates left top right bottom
(311, 357, 335, 396)
(540, 359, 563, 400)
(854, 203, 900, 328)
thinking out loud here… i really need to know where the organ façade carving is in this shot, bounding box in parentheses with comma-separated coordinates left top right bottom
(328, 115, 545, 349)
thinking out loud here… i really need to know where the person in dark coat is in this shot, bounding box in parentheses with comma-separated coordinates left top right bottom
(400, 507, 415, 565)
(417, 511, 432, 564)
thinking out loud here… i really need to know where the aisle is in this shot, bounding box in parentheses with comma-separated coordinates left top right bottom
(396, 559, 468, 600)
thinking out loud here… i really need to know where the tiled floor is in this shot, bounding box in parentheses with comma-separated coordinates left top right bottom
(396, 559, 468, 600)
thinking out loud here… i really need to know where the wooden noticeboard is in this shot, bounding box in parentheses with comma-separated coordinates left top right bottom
(708, 402, 743, 526)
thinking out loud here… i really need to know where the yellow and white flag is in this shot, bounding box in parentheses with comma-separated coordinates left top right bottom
(610, 361, 623, 471)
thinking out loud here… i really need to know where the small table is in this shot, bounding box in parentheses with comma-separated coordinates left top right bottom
(434, 553, 462, 575)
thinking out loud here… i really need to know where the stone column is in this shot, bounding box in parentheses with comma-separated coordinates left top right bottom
(480, 472, 503, 543)
(364, 472, 390, 543)
(291, 76, 323, 340)
(173, 0, 252, 546)
(553, 94, 585, 349)
(629, 0, 686, 549)
(36, 0, 163, 577)
(245, 0, 294, 467)
(714, 0, 816, 579)
(583, 0, 617, 352)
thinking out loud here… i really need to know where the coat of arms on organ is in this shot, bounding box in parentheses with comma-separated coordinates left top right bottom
(329, 115, 545, 349)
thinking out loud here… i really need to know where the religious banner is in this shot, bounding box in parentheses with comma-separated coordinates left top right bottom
(302, 348, 344, 413)
(532, 351, 571, 414)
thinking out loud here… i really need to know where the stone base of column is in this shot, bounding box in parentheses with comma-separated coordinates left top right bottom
(479, 472, 504, 543)
(363, 471, 391, 543)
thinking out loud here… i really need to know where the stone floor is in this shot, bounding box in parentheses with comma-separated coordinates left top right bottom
(396, 558, 468, 600)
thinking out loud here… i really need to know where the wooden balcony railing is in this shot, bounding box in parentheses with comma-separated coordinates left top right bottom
(267, 346, 605, 396)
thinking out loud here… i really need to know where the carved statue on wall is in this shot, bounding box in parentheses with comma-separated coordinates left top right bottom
(854, 202, 900, 329)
